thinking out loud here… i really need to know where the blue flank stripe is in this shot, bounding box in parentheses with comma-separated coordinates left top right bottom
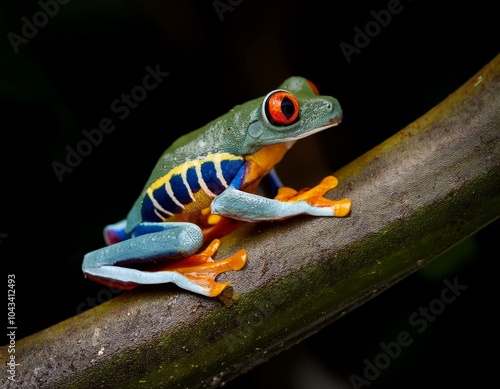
(141, 185, 182, 222)
(140, 154, 246, 221)
(170, 174, 192, 205)
(186, 166, 201, 193)
(154, 185, 183, 214)
(221, 159, 244, 185)
(227, 163, 246, 190)
(141, 194, 164, 222)
(201, 161, 225, 194)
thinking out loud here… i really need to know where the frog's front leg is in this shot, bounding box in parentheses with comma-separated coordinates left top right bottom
(211, 176, 351, 222)
(82, 222, 247, 297)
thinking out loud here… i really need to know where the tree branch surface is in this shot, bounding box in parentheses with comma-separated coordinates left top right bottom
(1, 54, 499, 388)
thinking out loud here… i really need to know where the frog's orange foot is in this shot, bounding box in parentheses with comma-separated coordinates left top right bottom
(275, 176, 351, 217)
(156, 239, 248, 297)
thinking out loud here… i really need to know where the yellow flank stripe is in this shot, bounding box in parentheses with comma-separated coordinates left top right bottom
(148, 153, 244, 191)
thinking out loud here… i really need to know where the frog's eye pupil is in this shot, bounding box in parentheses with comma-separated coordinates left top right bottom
(264, 91, 300, 126)
(281, 97, 295, 119)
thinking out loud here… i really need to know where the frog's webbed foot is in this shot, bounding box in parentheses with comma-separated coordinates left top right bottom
(274, 176, 351, 217)
(152, 239, 247, 297)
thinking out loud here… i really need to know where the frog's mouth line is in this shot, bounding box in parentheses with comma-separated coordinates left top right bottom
(274, 118, 341, 144)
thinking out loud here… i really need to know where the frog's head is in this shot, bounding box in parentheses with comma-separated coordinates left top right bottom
(240, 76, 342, 154)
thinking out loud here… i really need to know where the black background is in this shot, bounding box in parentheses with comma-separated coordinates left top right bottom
(0, 1, 499, 388)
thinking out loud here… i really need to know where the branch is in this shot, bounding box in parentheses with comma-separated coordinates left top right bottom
(1, 54, 499, 388)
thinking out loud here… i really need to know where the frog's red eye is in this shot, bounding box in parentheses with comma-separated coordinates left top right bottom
(264, 91, 300, 126)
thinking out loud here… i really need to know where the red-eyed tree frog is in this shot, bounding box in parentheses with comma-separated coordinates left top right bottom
(82, 77, 351, 297)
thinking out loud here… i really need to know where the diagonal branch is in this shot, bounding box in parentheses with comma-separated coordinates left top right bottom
(1, 54, 499, 388)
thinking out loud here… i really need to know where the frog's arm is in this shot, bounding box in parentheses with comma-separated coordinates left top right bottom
(212, 173, 351, 222)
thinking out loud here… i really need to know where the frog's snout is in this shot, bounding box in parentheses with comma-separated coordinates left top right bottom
(321, 96, 342, 124)
(329, 115, 343, 125)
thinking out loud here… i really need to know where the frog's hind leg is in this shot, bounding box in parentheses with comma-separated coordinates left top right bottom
(82, 222, 247, 297)
(103, 219, 130, 245)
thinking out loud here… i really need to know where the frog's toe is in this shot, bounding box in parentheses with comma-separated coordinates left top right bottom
(274, 186, 299, 201)
(301, 175, 339, 198)
(331, 198, 352, 217)
(299, 196, 351, 217)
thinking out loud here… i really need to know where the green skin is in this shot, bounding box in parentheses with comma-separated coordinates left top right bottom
(82, 76, 345, 296)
